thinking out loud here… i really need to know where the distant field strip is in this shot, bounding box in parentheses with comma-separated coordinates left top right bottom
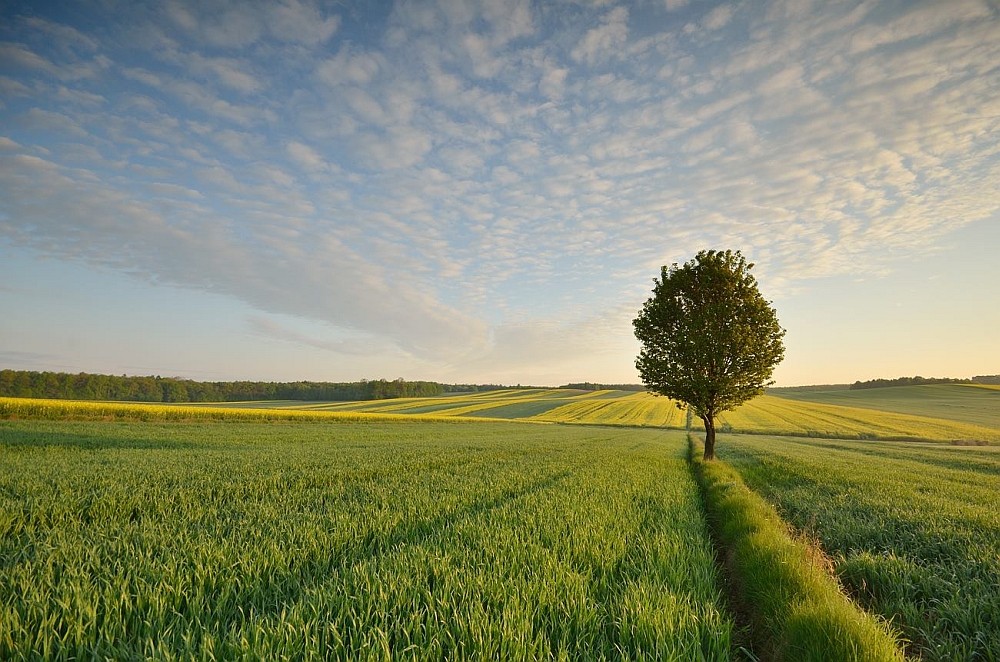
(0, 421, 732, 659)
(771, 384, 1000, 429)
(20, 383, 998, 443)
(0, 397, 477, 424)
(722, 435, 1000, 661)
(717, 395, 1000, 442)
(530, 392, 686, 427)
(527, 390, 999, 442)
(289, 389, 612, 418)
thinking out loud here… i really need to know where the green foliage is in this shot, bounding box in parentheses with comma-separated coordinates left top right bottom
(689, 436, 906, 662)
(850, 375, 971, 390)
(633, 249, 785, 458)
(722, 436, 1000, 661)
(633, 250, 785, 415)
(560, 382, 646, 391)
(0, 421, 732, 660)
(0, 369, 492, 403)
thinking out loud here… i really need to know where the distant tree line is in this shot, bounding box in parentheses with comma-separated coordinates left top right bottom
(0, 370, 506, 403)
(560, 382, 646, 391)
(850, 375, 1000, 390)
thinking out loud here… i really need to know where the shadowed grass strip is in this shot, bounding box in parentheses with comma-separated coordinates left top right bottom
(688, 435, 906, 662)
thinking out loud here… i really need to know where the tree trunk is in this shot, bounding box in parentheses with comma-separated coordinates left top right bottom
(702, 415, 716, 461)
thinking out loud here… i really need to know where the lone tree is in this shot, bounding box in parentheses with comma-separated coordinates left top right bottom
(633, 249, 785, 460)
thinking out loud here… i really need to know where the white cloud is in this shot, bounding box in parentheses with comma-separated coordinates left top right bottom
(267, 0, 341, 45)
(247, 316, 387, 356)
(538, 65, 568, 100)
(19, 108, 91, 138)
(20, 16, 99, 51)
(0, 152, 486, 359)
(343, 87, 388, 125)
(481, 0, 535, 45)
(316, 48, 383, 87)
(462, 33, 505, 78)
(703, 4, 736, 31)
(163, 0, 339, 48)
(286, 141, 327, 172)
(357, 125, 433, 170)
(849, 0, 992, 55)
(0, 42, 58, 75)
(571, 6, 629, 66)
(54, 85, 106, 107)
(122, 67, 269, 126)
(122, 67, 163, 88)
(193, 55, 262, 94)
(3, 0, 1000, 382)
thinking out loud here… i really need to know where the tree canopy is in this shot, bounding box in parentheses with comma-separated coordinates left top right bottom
(633, 249, 785, 459)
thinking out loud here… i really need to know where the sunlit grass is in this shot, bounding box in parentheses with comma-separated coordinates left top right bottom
(770, 384, 1000, 429)
(717, 395, 1000, 442)
(721, 435, 1000, 661)
(0, 420, 732, 660)
(530, 392, 687, 427)
(689, 436, 906, 662)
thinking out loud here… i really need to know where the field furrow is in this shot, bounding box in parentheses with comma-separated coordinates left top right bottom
(720, 435, 1000, 661)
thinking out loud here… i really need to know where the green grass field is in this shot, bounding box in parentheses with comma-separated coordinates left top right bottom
(0, 420, 732, 660)
(769, 383, 1000, 429)
(689, 436, 904, 662)
(3, 385, 998, 659)
(715, 394, 1000, 443)
(720, 435, 1000, 661)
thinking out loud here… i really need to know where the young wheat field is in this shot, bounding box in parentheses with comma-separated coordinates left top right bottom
(3, 386, 997, 660)
(0, 420, 732, 660)
(721, 435, 1000, 661)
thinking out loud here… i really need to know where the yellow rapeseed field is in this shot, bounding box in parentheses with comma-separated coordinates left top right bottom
(0, 397, 468, 424)
(6, 386, 998, 443)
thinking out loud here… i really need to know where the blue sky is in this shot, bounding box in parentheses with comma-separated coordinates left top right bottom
(2, 0, 998, 386)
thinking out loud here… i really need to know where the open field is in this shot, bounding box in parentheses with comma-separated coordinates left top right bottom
(0, 396, 482, 424)
(292, 389, 630, 419)
(526, 391, 1000, 442)
(530, 392, 687, 427)
(0, 420, 732, 660)
(720, 434, 1000, 661)
(93, 384, 1000, 443)
(769, 383, 1000, 429)
(689, 436, 903, 662)
(4, 395, 993, 659)
(713, 394, 1000, 443)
